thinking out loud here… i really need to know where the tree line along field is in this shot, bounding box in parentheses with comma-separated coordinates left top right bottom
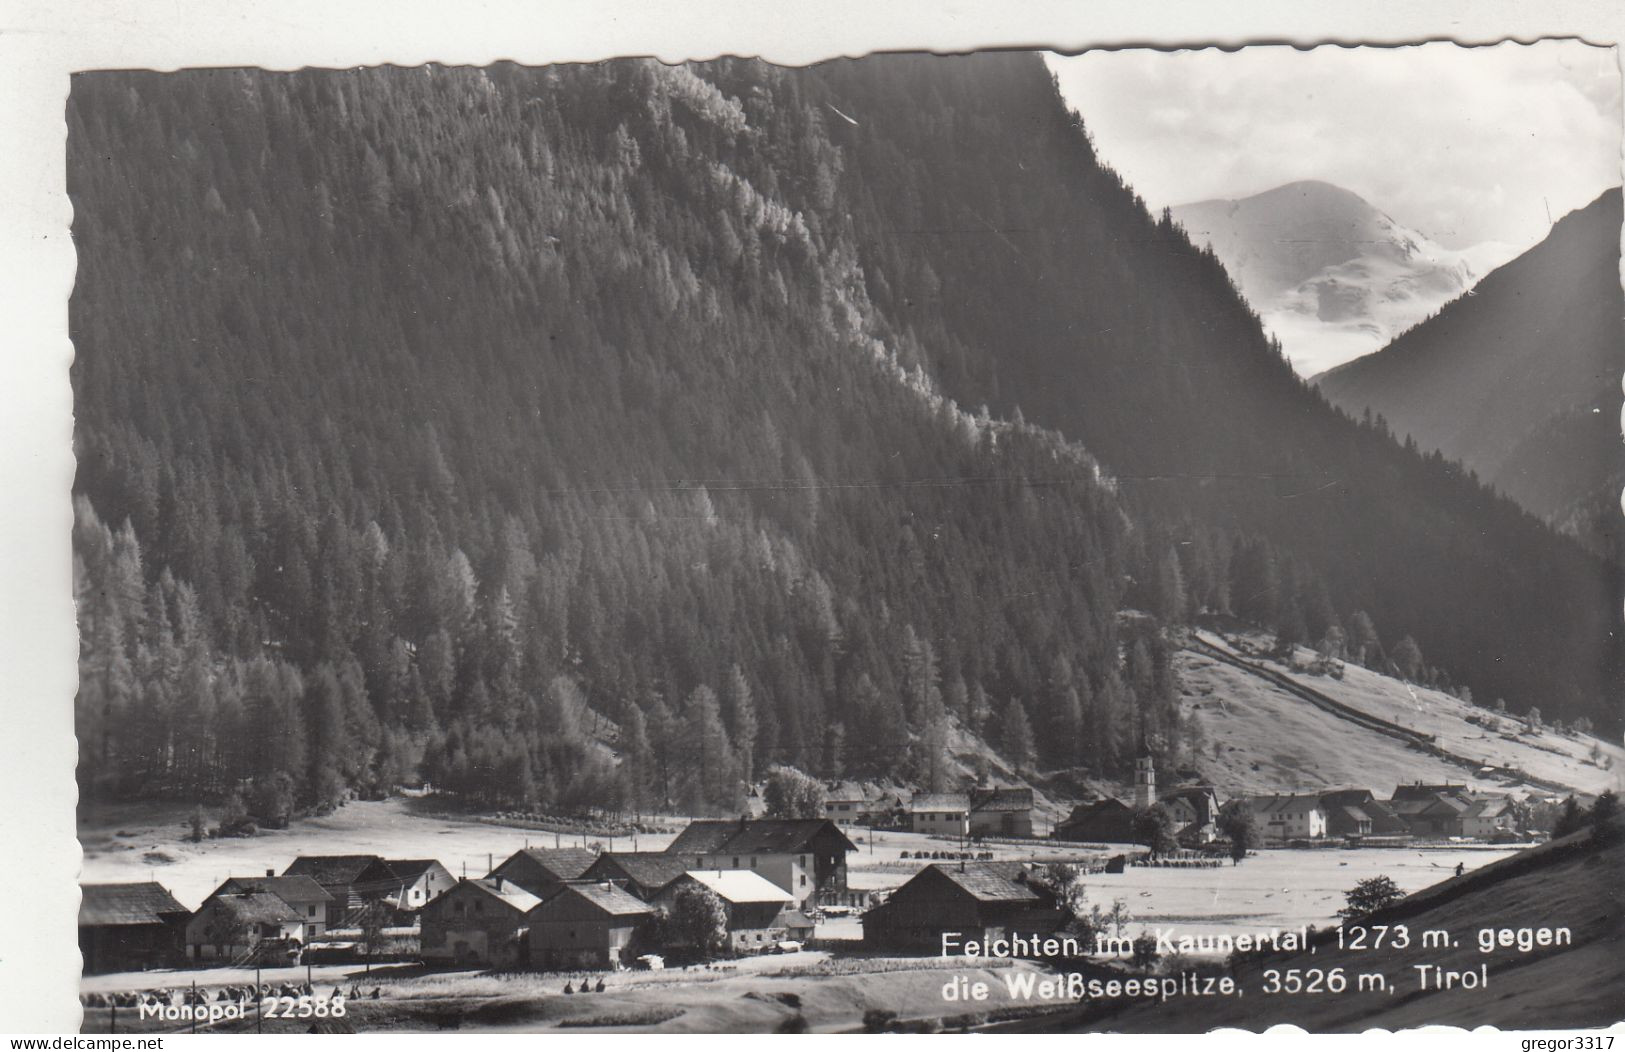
(68, 54, 1619, 836)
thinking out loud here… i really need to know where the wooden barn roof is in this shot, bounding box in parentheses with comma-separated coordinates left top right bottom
(667, 818, 855, 856)
(79, 882, 187, 928)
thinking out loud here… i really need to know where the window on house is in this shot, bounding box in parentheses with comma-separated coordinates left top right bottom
(800, 875, 807, 888)
(732, 857, 739, 868)
(751, 857, 758, 868)
(309, 905, 316, 916)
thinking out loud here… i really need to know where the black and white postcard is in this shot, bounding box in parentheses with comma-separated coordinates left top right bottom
(5, 1, 1623, 1039)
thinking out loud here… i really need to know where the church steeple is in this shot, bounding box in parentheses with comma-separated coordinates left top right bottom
(1133, 737, 1156, 810)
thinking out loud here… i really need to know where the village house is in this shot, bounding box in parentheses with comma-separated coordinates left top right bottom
(655, 869, 796, 955)
(1318, 788, 1409, 837)
(578, 852, 692, 902)
(823, 781, 870, 826)
(1324, 801, 1373, 837)
(1160, 786, 1221, 844)
(665, 818, 856, 908)
(1390, 784, 1475, 837)
(212, 872, 333, 939)
(282, 855, 386, 923)
(418, 876, 541, 967)
(184, 891, 305, 962)
(486, 846, 601, 900)
(1247, 794, 1329, 842)
(908, 793, 970, 837)
(527, 881, 653, 971)
(1053, 798, 1137, 844)
(1461, 796, 1518, 839)
(969, 786, 1036, 838)
(860, 862, 1064, 952)
(354, 858, 455, 911)
(78, 882, 189, 974)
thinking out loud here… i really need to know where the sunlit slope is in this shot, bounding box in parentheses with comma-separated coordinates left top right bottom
(1186, 630, 1624, 797)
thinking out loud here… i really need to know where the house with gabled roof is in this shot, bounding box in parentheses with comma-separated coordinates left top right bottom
(78, 882, 189, 973)
(282, 855, 385, 920)
(860, 862, 1064, 951)
(213, 871, 333, 938)
(527, 881, 653, 970)
(1461, 796, 1518, 839)
(655, 869, 797, 955)
(419, 876, 542, 966)
(185, 891, 305, 962)
(353, 858, 455, 911)
(824, 781, 870, 826)
(665, 818, 855, 907)
(1160, 786, 1220, 843)
(1319, 788, 1408, 836)
(487, 847, 600, 900)
(1388, 783, 1476, 837)
(969, 786, 1036, 838)
(1245, 794, 1329, 842)
(909, 793, 970, 836)
(1053, 798, 1137, 844)
(578, 851, 692, 901)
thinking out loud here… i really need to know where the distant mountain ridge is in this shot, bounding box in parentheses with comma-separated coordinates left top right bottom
(1315, 187, 1624, 558)
(1173, 180, 1509, 375)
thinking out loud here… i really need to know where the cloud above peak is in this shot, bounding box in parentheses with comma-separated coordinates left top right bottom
(1046, 42, 1621, 251)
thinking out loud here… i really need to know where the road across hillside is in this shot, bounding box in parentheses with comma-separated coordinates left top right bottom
(1190, 632, 1581, 796)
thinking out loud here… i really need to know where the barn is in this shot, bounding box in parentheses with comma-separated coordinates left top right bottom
(418, 876, 541, 967)
(860, 863, 1064, 952)
(78, 882, 188, 973)
(527, 881, 653, 971)
(487, 847, 600, 900)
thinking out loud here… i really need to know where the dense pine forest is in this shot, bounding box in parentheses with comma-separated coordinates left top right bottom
(68, 54, 1620, 817)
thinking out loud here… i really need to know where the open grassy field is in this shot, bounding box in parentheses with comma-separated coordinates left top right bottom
(1185, 629, 1624, 797)
(78, 798, 1115, 910)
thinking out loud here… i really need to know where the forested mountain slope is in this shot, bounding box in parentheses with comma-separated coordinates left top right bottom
(1317, 189, 1624, 559)
(67, 55, 1619, 815)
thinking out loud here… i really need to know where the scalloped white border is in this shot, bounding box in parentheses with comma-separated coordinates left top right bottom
(2, 0, 1621, 1040)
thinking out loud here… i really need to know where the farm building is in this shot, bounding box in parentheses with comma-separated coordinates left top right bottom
(354, 858, 455, 911)
(487, 846, 600, 900)
(1390, 784, 1476, 837)
(78, 882, 188, 973)
(282, 855, 385, 922)
(526, 881, 653, 971)
(578, 852, 692, 902)
(212, 872, 333, 938)
(1318, 789, 1408, 837)
(908, 793, 970, 837)
(1053, 798, 1136, 844)
(665, 818, 856, 907)
(655, 869, 796, 955)
(418, 876, 541, 967)
(860, 862, 1064, 952)
(969, 787, 1035, 838)
(184, 892, 305, 962)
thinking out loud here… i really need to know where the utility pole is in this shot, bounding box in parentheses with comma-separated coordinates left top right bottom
(256, 963, 262, 1034)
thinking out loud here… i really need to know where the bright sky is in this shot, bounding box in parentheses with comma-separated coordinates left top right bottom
(1047, 42, 1622, 251)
